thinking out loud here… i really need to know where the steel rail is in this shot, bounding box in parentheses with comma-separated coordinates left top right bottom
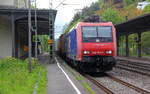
(116, 65, 150, 77)
(117, 61, 150, 70)
(106, 74, 150, 94)
(118, 63, 150, 72)
(84, 75, 114, 94)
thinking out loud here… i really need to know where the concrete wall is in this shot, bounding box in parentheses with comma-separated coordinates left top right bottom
(0, 16, 12, 58)
(17, 0, 28, 8)
(0, 0, 14, 6)
(0, 0, 28, 8)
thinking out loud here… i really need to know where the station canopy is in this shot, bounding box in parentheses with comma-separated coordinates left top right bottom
(0, 7, 57, 35)
(115, 13, 150, 36)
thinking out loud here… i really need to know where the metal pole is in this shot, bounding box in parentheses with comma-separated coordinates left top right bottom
(34, 0, 38, 58)
(11, 12, 15, 57)
(28, 0, 32, 72)
(49, 0, 52, 59)
(49, 0, 54, 63)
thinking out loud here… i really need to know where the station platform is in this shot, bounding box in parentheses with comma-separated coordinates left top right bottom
(47, 63, 79, 94)
(116, 56, 150, 64)
(38, 53, 90, 94)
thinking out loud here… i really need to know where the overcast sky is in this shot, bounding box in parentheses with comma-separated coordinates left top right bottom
(36, 0, 98, 38)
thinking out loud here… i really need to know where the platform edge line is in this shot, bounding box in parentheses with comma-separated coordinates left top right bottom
(55, 57, 82, 94)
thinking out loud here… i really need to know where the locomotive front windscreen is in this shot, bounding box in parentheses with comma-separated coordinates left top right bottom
(82, 26, 113, 42)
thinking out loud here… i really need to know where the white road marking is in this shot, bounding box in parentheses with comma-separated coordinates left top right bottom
(55, 57, 82, 94)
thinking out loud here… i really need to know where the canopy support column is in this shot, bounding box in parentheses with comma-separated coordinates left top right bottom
(137, 32, 141, 57)
(125, 34, 129, 57)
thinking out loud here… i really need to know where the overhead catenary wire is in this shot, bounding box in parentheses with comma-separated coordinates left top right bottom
(54, 0, 66, 9)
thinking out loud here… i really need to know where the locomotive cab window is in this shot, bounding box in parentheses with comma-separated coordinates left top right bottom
(97, 26, 112, 42)
(82, 26, 113, 42)
(82, 27, 97, 38)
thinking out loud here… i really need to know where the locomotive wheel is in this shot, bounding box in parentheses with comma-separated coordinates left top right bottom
(76, 61, 80, 71)
(72, 60, 76, 67)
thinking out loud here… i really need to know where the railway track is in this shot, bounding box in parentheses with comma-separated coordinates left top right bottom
(84, 74, 150, 94)
(57, 57, 150, 94)
(84, 74, 114, 94)
(116, 61, 150, 77)
(106, 74, 150, 94)
(118, 63, 150, 71)
(57, 57, 114, 94)
(117, 61, 150, 71)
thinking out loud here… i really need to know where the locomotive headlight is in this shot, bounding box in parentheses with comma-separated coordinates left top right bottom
(83, 51, 90, 54)
(106, 50, 112, 54)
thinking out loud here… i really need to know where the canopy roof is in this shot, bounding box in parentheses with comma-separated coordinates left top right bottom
(0, 7, 57, 35)
(115, 13, 150, 36)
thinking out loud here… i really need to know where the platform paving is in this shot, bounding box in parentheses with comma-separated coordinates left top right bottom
(47, 63, 78, 94)
(38, 53, 91, 94)
(38, 53, 51, 64)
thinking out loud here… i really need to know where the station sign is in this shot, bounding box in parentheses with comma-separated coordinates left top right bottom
(48, 39, 53, 44)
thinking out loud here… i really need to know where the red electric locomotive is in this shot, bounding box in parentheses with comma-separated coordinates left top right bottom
(59, 22, 117, 72)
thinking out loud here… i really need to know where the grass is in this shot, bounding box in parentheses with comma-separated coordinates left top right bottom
(0, 57, 47, 94)
(76, 75, 95, 94)
(83, 82, 95, 94)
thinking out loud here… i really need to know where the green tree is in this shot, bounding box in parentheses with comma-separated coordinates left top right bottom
(124, 0, 133, 5)
(81, 2, 100, 18)
(101, 8, 125, 24)
(142, 32, 150, 47)
(38, 35, 49, 52)
(142, 31, 150, 55)
(144, 5, 150, 13)
(98, 0, 104, 9)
